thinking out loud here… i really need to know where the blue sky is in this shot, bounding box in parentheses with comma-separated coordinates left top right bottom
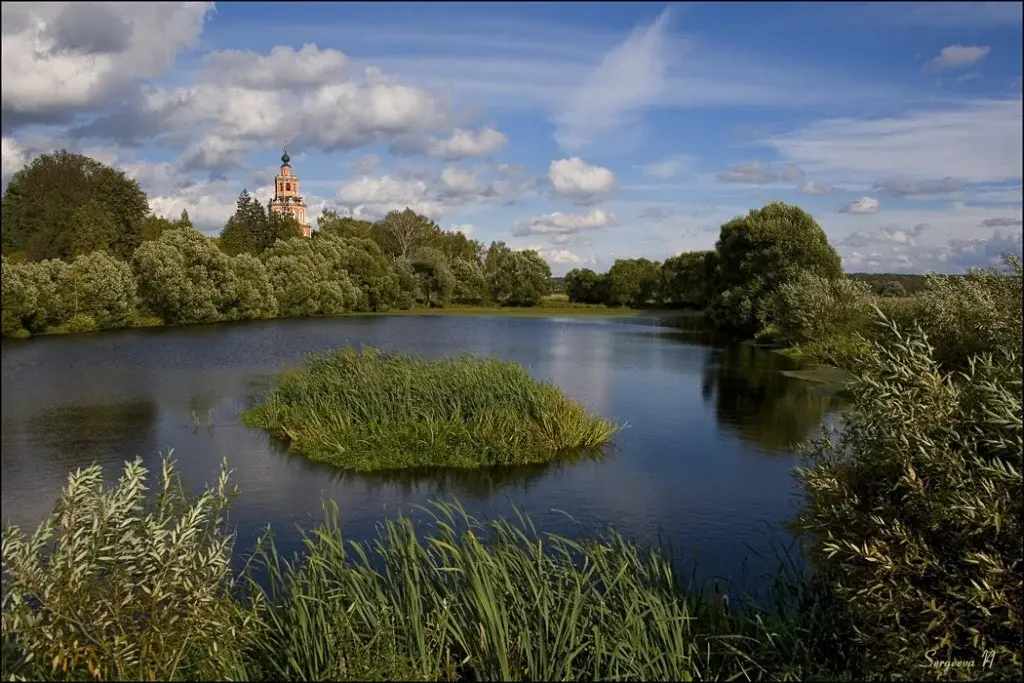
(2, 2, 1021, 274)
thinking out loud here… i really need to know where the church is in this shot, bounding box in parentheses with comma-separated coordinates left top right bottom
(268, 148, 313, 238)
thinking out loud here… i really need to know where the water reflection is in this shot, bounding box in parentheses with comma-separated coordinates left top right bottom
(701, 344, 835, 452)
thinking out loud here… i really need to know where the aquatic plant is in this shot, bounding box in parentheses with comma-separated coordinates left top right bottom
(243, 347, 622, 470)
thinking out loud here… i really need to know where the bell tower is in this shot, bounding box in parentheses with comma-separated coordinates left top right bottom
(268, 147, 312, 238)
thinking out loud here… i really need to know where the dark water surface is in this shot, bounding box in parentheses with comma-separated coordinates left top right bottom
(1, 314, 840, 589)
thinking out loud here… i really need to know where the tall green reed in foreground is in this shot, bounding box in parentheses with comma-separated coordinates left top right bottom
(243, 347, 622, 470)
(2, 457, 861, 682)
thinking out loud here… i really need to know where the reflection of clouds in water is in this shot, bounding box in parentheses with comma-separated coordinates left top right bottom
(547, 321, 613, 417)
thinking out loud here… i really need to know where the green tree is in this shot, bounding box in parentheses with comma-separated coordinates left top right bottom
(317, 211, 373, 240)
(411, 247, 456, 307)
(707, 202, 843, 335)
(564, 268, 607, 304)
(59, 251, 138, 329)
(2, 151, 150, 261)
(261, 237, 362, 317)
(218, 190, 264, 256)
(223, 254, 277, 321)
(606, 258, 661, 307)
(371, 209, 441, 258)
(661, 251, 714, 308)
(133, 227, 238, 325)
(488, 249, 551, 306)
(436, 230, 485, 266)
(450, 258, 488, 304)
(876, 279, 907, 298)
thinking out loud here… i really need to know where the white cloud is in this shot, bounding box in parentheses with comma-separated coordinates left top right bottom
(839, 197, 880, 214)
(717, 161, 803, 185)
(351, 154, 381, 176)
(546, 249, 583, 264)
(512, 208, 614, 237)
(449, 224, 475, 238)
(1, 137, 27, 183)
(338, 175, 429, 207)
(872, 177, 964, 198)
(548, 157, 617, 205)
(553, 9, 674, 150)
(439, 167, 483, 195)
(925, 45, 991, 70)
(203, 43, 349, 90)
(765, 99, 1023, 184)
(392, 127, 508, 160)
(1, 3, 213, 124)
(799, 180, 834, 195)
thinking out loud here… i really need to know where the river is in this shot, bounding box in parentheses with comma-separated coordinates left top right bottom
(1, 313, 840, 591)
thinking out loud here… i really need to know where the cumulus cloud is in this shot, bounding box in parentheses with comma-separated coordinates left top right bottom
(1, 2, 213, 129)
(841, 223, 929, 249)
(764, 99, 1022, 184)
(839, 197, 880, 214)
(872, 177, 964, 197)
(391, 127, 508, 160)
(351, 154, 381, 176)
(799, 180, 834, 195)
(717, 161, 802, 185)
(548, 157, 617, 204)
(203, 43, 349, 90)
(553, 9, 674, 150)
(1, 137, 27, 184)
(925, 45, 991, 70)
(512, 208, 614, 237)
(842, 229, 1022, 274)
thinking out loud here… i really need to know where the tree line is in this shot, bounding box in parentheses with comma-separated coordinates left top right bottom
(1, 152, 554, 337)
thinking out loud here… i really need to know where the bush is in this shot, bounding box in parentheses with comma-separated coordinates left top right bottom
(792, 311, 1023, 680)
(261, 237, 363, 317)
(242, 347, 621, 470)
(60, 251, 138, 329)
(763, 271, 873, 347)
(1, 457, 252, 681)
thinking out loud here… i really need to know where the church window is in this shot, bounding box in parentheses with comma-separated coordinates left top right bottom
(285, 183, 291, 191)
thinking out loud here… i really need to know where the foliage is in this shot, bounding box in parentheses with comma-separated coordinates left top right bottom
(661, 251, 714, 308)
(707, 202, 843, 335)
(242, 347, 620, 470)
(792, 310, 1023, 680)
(763, 271, 874, 346)
(132, 227, 240, 326)
(486, 249, 552, 306)
(371, 208, 441, 259)
(139, 211, 192, 243)
(224, 253, 278, 321)
(1, 151, 150, 262)
(846, 272, 928, 297)
(317, 211, 373, 240)
(59, 251, 138, 330)
(563, 268, 608, 305)
(1, 456, 251, 682)
(410, 247, 456, 307)
(605, 257, 662, 307)
(876, 279, 907, 298)
(261, 237, 363, 317)
(434, 230, 485, 266)
(219, 190, 302, 256)
(449, 258, 488, 305)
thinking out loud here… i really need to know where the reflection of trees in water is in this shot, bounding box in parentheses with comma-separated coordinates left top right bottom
(28, 399, 160, 470)
(701, 344, 836, 452)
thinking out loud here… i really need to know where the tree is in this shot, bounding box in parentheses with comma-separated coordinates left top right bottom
(707, 202, 843, 335)
(564, 268, 606, 304)
(488, 249, 551, 306)
(410, 247, 456, 307)
(483, 241, 513, 301)
(436, 230, 485, 266)
(371, 209, 441, 258)
(133, 227, 239, 325)
(876, 279, 907, 298)
(317, 211, 373, 240)
(2, 151, 150, 261)
(606, 258, 661, 307)
(223, 254, 277, 321)
(262, 238, 362, 317)
(450, 258, 488, 304)
(60, 251, 138, 329)
(661, 251, 714, 308)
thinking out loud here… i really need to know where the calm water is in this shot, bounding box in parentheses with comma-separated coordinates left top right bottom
(1, 314, 840, 590)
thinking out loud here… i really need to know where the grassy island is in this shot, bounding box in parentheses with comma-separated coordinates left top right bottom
(242, 347, 621, 470)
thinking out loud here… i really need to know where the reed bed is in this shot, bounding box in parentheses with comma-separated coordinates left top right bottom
(2, 457, 862, 682)
(242, 347, 622, 471)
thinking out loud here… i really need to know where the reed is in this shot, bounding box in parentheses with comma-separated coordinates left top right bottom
(242, 347, 622, 471)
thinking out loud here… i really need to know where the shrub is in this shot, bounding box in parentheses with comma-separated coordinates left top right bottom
(224, 253, 278, 321)
(60, 251, 138, 329)
(792, 313, 1023, 680)
(242, 347, 621, 470)
(1, 457, 252, 682)
(763, 271, 873, 347)
(262, 238, 363, 317)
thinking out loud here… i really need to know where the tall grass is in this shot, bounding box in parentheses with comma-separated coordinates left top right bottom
(243, 347, 622, 470)
(2, 457, 862, 682)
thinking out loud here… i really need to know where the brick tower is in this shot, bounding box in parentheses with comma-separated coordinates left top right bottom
(269, 148, 312, 238)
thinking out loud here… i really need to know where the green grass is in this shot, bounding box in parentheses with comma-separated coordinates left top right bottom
(243, 347, 623, 470)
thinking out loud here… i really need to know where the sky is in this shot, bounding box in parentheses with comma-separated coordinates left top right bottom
(1, 1, 1022, 275)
